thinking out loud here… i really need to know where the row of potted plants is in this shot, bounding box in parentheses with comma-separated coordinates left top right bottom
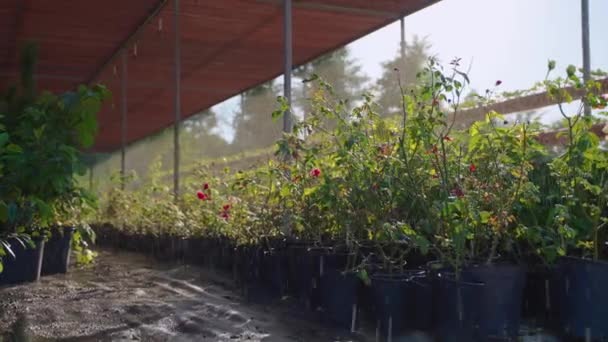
(94, 58, 608, 340)
(0, 44, 103, 284)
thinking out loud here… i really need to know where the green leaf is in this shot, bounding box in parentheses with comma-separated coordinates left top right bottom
(303, 186, 318, 197)
(1, 241, 15, 259)
(480, 211, 492, 224)
(279, 185, 290, 198)
(5, 143, 22, 153)
(0, 202, 7, 222)
(357, 269, 371, 286)
(0, 132, 8, 147)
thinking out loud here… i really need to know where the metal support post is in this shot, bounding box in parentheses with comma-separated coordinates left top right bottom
(283, 0, 293, 133)
(120, 51, 128, 190)
(173, 0, 182, 200)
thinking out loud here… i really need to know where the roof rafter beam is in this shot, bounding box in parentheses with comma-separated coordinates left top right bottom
(86, 0, 170, 85)
(452, 77, 608, 128)
(256, 0, 399, 18)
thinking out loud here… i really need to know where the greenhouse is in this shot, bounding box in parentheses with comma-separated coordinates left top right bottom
(1, 0, 608, 341)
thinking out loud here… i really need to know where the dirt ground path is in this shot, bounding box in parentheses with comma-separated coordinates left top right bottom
(0, 249, 368, 342)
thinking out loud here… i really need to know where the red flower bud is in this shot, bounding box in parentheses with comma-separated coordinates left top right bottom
(429, 145, 438, 155)
(196, 191, 207, 200)
(310, 168, 321, 178)
(469, 163, 477, 173)
(203, 183, 209, 190)
(223, 204, 231, 211)
(451, 187, 465, 198)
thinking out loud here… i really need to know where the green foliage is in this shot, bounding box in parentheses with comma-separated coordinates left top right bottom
(516, 62, 608, 264)
(93, 58, 608, 278)
(0, 43, 109, 271)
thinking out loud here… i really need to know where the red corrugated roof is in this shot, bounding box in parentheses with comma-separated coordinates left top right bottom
(0, 0, 439, 152)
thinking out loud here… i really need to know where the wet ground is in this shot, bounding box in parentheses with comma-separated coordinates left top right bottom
(0, 250, 373, 342)
(0, 249, 564, 342)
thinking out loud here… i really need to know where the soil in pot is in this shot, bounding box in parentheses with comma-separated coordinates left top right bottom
(461, 264, 526, 339)
(558, 257, 608, 340)
(319, 270, 361, 331)
(0, 238, 45, 285)
(41, 227, 74, 276)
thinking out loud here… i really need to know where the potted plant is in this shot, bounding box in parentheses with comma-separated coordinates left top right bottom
(389, 58, 543, 340)
(274, 79, 365, 331)
(43, 187, 98, 275)
(518, 62, 608, 339)
(0, 43, 108, 284)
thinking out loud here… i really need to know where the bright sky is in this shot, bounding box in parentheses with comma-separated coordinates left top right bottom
(212, 0, 608, 139)
(352, 0, 608, 92)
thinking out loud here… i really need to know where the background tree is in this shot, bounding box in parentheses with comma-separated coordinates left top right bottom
(294, 47, 369, 117)
(374, 36, 431, 116)
(180, 109, 232, 166)
(231, 81, 282, 151)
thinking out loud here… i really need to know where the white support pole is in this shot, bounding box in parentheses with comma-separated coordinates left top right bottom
(400, 17, 406, 59)
(173, 0, 182, 200)
(581, 0, 591, 116)
(283, 0, 293, 133)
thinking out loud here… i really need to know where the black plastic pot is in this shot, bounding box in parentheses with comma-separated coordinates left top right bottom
(522, 267, 562, 328)
(559, 257, 608, 340)
(0, 238, 45, 286)
(371, 271, 430, 339)
(461, 264, 526, 339)
(184, 237, 205, 265)
(287, 245, 312, 300)
(243, 247, 289, 304)
(205, 238, 222, 270)
(41, 227, 74, 276)
(432, 272, 484, 342)
(218, 238, 235, 273)
(319, 270, 361, 331)
(139, 234, 156, 255)
(287, 245, 325, 307)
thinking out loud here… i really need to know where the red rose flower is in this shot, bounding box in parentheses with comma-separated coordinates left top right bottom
(310, 168, 321, 178)
(223, 204, 231, 211)
(220, 212, 230, 220)
(469, 163, 477, 173)
(196, 191, 207, 200)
